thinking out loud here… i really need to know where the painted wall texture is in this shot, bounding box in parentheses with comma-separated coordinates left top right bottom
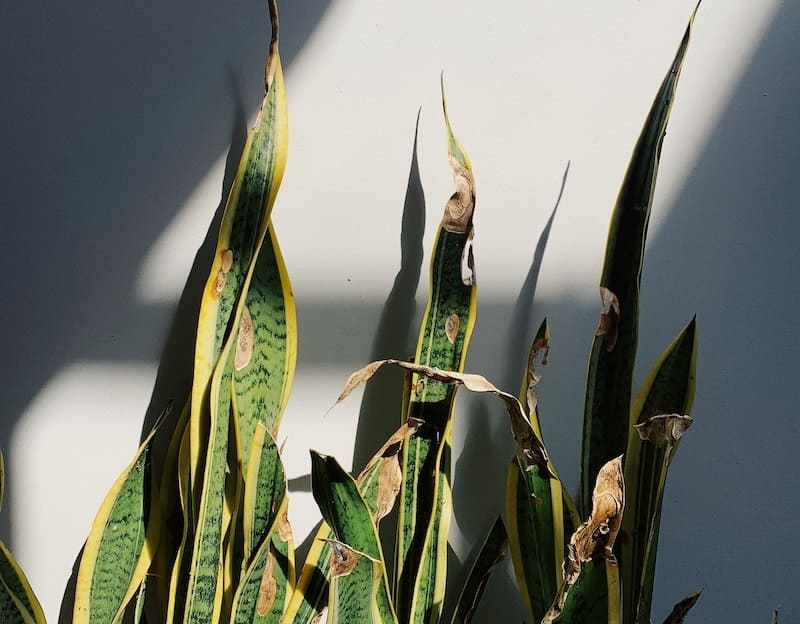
(1, 0, 797, 621)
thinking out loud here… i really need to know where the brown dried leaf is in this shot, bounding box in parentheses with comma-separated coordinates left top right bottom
(596, 286, 620, 351)
(441, 157, 475, 234)
(661, 589, 702, 624)
(335, 359, 551, 477)
(277, 510, 293, 542)
(543, 456, 625, 624)
(635, 413, 693, 447)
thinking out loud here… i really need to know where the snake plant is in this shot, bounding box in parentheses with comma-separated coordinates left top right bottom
(0, 2, 708, 623)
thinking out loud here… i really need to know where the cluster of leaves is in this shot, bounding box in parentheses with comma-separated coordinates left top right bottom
(0, 2, 709, 623)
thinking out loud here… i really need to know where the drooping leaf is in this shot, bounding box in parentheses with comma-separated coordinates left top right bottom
(449, 516, 508, 624)
(73, 423, 161, 624)
(580, 4, 699, 515)
(621, 318, 697, 624)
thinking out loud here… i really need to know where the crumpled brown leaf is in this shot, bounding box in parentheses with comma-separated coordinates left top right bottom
(335, 359, 551, 477)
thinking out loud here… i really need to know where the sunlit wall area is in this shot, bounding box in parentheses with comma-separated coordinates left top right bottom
(2, 1, 795, 621)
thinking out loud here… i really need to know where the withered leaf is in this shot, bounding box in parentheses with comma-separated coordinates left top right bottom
(335, 360, 551, 477)
(635, 413, 693, 447)
(543, 456, 625, 624)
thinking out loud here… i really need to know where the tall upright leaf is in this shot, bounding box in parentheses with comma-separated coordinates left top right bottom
(507, 320, 579, 623)
(188, 0, 289, 492)
(580, 6, 698, 516)
(621, 318, 697, 624)
(395, 77, 478, 624)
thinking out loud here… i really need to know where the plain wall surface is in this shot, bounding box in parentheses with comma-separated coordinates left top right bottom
(1, 0, 797, 621)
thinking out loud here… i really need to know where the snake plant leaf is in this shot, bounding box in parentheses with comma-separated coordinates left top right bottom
(310, 452, 398, 624)
(449, 516, 508, 624)
(73, 422, 161, 624)
(507, 320, 579, 623)
(232, 222, 297, 480)
(542, 457, 624, 624)
(0, 542, 46, 624)
(0, 450, 4, 513)
(661, 589, 702, 624)
(285, 420, 420, 624)
(231, 497, 294, 624)
(621, 317, 697, 624)
(580, 4, 699, 514)
(337, 359, 551, 477)
(394, 78, 477, 624)
(242, 422, 288, 565)
(181, 341, 236, 624)
(189, 0, 289, 491)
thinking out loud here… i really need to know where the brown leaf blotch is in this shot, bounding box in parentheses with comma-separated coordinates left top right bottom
(256, 550, 277, 616)
(234, 305, 254, 371)
(445, 313, 460, 344)
(329, 540, 362, 578)
(596, 286, 620, 351)
(221, 249, 234, 273)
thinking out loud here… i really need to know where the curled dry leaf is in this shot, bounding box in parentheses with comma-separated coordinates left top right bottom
(327, 540, 364, 578)
(661, 589, 702, 624)
(525, 321, 550, 415)
(543, 456, 625, 624)
(442, 156, 475, 235)
(356, 419, 422, 523)
(335, 359, 551, 477)
(596, 286, 620, 352)
(635, 413, 693, 447)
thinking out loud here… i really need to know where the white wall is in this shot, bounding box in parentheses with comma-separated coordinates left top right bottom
(1, 0, 797, 621)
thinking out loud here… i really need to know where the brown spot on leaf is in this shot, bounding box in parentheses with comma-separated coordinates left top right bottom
(212, 270, 226, 297)
(234, 305, 254, 371)
(596, 286, 620, 351)
(277, 511, 293, 542)
(221, 249, 234, 273)
(445, 313, 460, 344)
(256, 550, 277, 616)
(329, 540, 361, 578)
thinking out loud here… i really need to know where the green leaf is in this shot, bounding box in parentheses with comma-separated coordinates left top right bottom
(310, 452, 398, 624)
(0, 542, 46, 624)
(188, 0, 289, 492)
(506, 321, 579, 623)
(73, 423, 160, 624)
(231, 498, 294, 624)
(661, 589, 702, 624)
(396, 78, 478, 624)
(580, 4, 699, 515)
(450, 517, 508, 624)
(621, 318, 697, 624)
(285, 421, 419, 624)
